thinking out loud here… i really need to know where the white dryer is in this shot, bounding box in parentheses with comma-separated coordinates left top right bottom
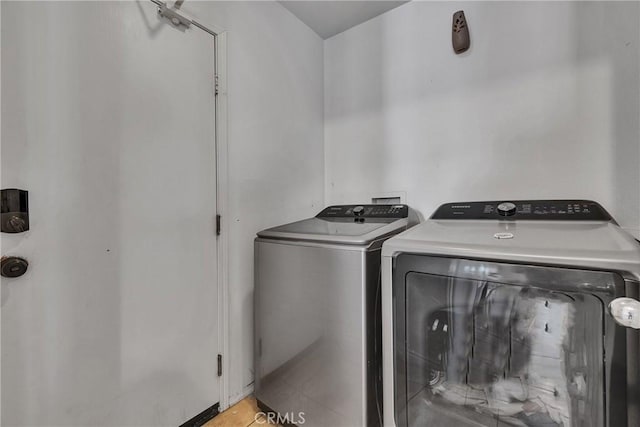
(382, 200, 640, 427)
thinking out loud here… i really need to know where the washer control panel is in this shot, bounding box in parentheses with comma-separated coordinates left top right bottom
(431, 200, 613, 221)
(317, 204, 408, 219)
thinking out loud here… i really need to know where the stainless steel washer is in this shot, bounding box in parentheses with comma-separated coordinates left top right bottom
(382, 200, 640, 427)
(255, 204, 417, 427)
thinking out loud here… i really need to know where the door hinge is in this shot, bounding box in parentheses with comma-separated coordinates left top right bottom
(216, 214, 221, 235)
(214, 74, 219, 96)
(217, 354, 223, 377)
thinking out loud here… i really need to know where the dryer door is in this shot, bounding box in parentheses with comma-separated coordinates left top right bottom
(392, 255, 633, 427)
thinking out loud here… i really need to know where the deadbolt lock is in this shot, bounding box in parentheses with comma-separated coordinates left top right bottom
(1, 189, 29, 233)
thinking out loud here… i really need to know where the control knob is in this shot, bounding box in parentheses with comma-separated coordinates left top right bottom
(497, 202, 517, 217)
(353, 206, 365, 216)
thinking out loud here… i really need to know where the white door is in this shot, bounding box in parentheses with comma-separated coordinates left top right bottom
(1, 1, 219, 425)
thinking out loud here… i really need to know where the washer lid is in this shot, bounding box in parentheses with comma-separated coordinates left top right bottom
(383, 219, 640, 276)
(257, 217, 408, 245)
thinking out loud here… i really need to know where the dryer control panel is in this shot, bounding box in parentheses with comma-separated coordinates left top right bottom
(431, 200, 613, 221)
(317, 204, 409, 219)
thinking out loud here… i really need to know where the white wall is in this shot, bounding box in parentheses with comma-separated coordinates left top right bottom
(325, 1, 640, 236)
(182, 1, 324, 403)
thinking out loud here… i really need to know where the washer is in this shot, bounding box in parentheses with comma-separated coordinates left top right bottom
(382, 200, 640, 427)
(255, 204, 417, 426)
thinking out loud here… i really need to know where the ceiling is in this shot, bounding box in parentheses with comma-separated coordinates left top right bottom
(279, 1, 409, 39)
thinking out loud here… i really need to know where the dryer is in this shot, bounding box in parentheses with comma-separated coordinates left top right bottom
(381, 200, 640, 427)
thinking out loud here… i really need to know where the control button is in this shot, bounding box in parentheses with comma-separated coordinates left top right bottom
(352, 206, 365, 216)
(497, 202, 517, 216)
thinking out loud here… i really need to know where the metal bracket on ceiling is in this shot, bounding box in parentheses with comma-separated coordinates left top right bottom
(149, 0, 218, 37)
(154, 1, 192, 30)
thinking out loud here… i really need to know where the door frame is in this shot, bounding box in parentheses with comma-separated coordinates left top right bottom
(199, 16, 231, 414)
(151, 1, 232, 412)
(213, 29, 231, 413)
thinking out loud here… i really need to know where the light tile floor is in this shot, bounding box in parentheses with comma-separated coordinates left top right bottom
(204, 397, 279, 427)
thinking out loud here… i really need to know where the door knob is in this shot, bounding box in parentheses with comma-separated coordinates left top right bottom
(1, 256, 29, 278)
(609, 297, 640, 329)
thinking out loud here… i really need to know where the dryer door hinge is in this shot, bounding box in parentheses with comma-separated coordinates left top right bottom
(217, 354, 223, 377)
(216, 214, 221, 236)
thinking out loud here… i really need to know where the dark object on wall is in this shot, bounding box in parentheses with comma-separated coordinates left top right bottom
(452, 10, 470, 54)
(1, 189, 29, 233)
(1, 256, 29, 278)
